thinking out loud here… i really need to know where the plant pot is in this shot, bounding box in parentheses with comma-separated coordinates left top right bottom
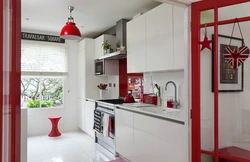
(99, 89, 108, 99)
(104, 49, 110, 55)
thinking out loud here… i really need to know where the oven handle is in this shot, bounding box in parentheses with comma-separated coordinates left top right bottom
(96, 107, 114, 116)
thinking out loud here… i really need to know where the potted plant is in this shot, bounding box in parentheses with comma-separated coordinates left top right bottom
(102, 40, 111, 54)
(97, 83, 108, 99)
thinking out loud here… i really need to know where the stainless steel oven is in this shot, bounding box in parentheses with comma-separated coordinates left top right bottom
(94, 99, 123, 157)
(95, 59, 104, 75)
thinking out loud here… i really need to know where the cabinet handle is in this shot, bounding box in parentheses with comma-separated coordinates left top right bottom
(86, 99, 88, 101)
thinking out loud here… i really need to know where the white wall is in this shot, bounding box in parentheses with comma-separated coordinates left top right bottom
(143, 71, 185, 107)
(200, 21, 250, 151)
(107, 75, 119, 99)
(27, 41, 79, 136)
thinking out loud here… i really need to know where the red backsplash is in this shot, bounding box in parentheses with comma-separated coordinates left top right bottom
(119, 58, 143, 97)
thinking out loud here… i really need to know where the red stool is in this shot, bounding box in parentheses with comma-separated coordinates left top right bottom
(48, 116, 62, 137)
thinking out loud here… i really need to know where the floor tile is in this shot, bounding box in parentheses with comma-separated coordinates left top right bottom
(51, 152, 94, 162)
(28, 147, 50, 162)
(28, 131, 119, 162)
(76, 140, 97, 152)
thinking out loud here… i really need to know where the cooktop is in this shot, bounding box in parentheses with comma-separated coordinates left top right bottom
(97, 99, 124, 104)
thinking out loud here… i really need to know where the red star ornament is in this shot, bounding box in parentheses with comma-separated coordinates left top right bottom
(199, 35, 213, 51)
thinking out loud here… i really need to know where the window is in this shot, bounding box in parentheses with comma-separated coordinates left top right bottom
(21, 77, 64, 108)
(21, 41, 68, 108)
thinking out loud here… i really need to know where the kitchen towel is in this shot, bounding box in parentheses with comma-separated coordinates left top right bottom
(102, 113, 110, 137)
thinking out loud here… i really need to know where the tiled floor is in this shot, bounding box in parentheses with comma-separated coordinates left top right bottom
(28, 130, 121, 162)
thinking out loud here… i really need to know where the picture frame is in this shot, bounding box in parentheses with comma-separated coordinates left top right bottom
(211, 34, 244, 92)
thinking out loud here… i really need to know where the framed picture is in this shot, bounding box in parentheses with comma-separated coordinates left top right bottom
(212, 34, 244, 92)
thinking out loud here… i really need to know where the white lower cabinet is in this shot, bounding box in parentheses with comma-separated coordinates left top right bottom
(133, 113, 185, 162)
(116, 108, 186, 162)
(85, 99, 95, 139)
(77, 98, 86, 132)
(115, 109, 134, 161)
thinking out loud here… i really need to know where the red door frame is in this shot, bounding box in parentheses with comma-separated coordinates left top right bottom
(0, 0, 3, 160)
(1, 0, 21, 161)
(191, 0, 250, 162)
(9, 0, 22, 161)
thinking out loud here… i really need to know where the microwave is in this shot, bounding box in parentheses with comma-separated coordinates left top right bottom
(95, 59, 119, 76)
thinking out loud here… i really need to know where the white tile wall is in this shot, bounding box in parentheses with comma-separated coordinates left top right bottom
(143, 70, 185, 108)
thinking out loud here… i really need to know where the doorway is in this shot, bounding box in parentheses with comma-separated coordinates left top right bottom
(192, 0, 250, 162)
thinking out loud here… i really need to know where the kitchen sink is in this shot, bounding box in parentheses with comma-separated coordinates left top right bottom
(139, 107, 181, 114)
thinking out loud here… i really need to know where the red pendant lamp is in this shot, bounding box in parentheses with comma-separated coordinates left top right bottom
(60, 6, 81, 40)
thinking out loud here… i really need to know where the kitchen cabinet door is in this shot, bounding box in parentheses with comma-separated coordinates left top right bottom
(77, 98, 86, 132)
(77, 49, 86, 99)
(133, 113, 186, 162)
(95, 35, 116, 59)
(85, 99, 95, 139)
(127, 14, 147, 73)
(146, 4, 174, 72)
(115, 108, 134, 161)
(173, 6, 186, 70)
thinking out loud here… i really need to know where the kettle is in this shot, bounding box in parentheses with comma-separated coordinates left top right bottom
(124, 90, 135, 103)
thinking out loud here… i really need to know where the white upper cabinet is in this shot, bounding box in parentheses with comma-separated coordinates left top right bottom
(126, 4, 186, 73)
(146, 3, 174, 72)
(127, 14, 147, 73)
(173, 6, 185, 70)
(95, 35, 116, 59)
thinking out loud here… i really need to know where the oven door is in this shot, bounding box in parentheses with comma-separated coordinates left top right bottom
(95, 59, 104, 75)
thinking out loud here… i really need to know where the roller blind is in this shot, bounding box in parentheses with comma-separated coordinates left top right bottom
(21, 42, 68, 74)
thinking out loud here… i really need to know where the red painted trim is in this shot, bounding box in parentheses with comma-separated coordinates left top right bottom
(192, 0, 250, 11)
(0, 0, 3, 160)
(192, 0, 250, 162)
(214, 7, 219, 162)
(201, 150, 215, 156)
(191, 4, 201, 162)
(8, 0, 21, 161)
(200, 16, 250, 28)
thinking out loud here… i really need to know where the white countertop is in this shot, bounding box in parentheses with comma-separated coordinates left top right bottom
(116, 103, 185, 124)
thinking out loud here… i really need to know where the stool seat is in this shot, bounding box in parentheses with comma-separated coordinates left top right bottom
(48, 116, 62, 137)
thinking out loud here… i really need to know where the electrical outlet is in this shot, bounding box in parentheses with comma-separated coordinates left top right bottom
(113, 83, 116, 87)
(109, 83, 112, 87)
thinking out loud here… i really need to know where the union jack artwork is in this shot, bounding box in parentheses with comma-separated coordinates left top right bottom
(223, 46, 250, 69)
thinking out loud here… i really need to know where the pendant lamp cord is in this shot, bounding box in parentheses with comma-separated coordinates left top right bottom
(68, 7, 74, 22)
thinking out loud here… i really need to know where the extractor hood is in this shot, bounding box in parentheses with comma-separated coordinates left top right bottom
(98, 51, 127, 60)
(97, 19, 129, 60)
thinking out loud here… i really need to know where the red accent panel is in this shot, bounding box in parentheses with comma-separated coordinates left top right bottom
(9, 0, 21, 161)
(119, 59, 143, 97)
(119, 59, 128, 97)
(0, 0, 3, 160)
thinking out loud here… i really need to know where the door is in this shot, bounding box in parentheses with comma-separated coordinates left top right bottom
(85, 100, 95, 138)
(127, 14, 147, 73)
(146, 3, 174, 72)
(115, 108, 134, 161)
(191, 0, 250, 162)
(1, 0, 21, 161)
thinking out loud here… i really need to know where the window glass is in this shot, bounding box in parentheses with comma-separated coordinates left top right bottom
(21, 77, 64, 108)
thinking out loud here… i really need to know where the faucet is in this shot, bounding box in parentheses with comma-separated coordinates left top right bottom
(165, 81, 180, 109)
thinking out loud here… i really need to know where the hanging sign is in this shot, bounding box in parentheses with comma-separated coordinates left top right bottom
(199, 23, 213, 51)
(223, 18, 250, 69)
(21, 32, 65, 43)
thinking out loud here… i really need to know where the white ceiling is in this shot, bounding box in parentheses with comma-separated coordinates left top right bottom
(21, 0, 161, 38)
